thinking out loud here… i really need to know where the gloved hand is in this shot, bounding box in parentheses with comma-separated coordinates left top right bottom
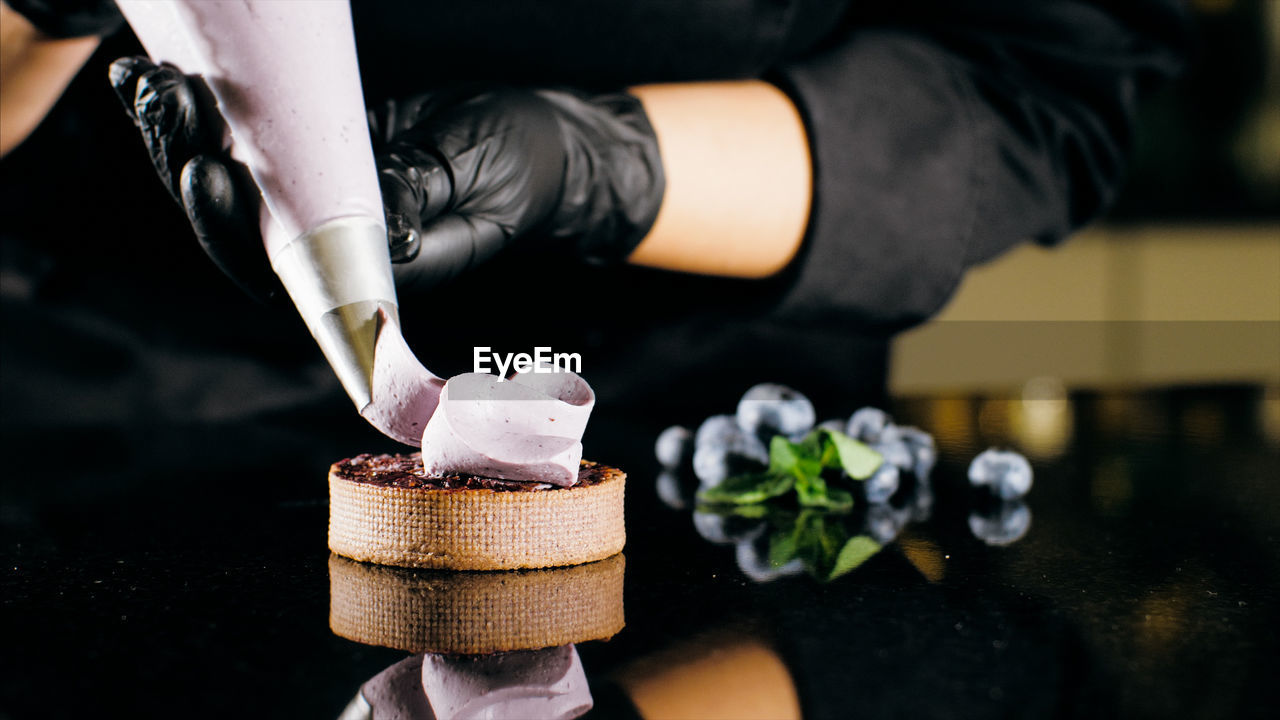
(108, 56, 666, 301)
(108, 57, 282, 303)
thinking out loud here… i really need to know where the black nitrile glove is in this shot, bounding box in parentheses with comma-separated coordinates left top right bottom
(368, 88, 665, 290)
(6, 0, 123, 38)
(108, 57, 285, 304)
(108, 56, 666, 299)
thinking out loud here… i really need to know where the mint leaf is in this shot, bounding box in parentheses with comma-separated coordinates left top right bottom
(793, 470, 825, 505)
(817, 428, 883, 479)
(829, 535, 882, 580)
(719, 429, 880, 512)
(768, 434, 798, 475)
(697, 472, 794, 505)
(799, 431, 828, 462)
(799, 486, 854, 512)
(769, 435, 822, 480)
(794, 473, 853, 511)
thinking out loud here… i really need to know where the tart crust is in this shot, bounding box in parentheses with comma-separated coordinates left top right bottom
(328, 455, 626, 570)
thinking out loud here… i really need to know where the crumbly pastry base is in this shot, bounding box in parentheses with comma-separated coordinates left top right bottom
(328, 461, 626, 570)
(328, 553, 626, 654)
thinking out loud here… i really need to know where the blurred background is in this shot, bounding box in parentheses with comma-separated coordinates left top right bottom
(891, 0, 1279, 396)
(2, 0, 1276, 413)
(1, 6, 1276, 716)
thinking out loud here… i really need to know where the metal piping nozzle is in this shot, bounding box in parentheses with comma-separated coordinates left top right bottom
(271, 216, 399, 410)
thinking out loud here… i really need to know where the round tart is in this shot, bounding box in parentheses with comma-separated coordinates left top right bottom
(328, 553, 626, 654)
(328, 453, 626, 570)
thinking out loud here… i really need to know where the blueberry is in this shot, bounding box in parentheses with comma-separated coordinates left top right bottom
(913, 448, 938, 481)
(816, 418, 846, 434)
(695, 414, 741, 449)
(735, 537, 806, 583)
(968, 500, 1032, 546)
(656, 470, 690, 510)
(968, 448, 1034, 499)
(741, 432, 770, 462)
(692, 445, 731, 487)
(693, 511, 766, 545)
(692, 434, 768, 488)
(846, 407, 891, 443)
(872, 439, 915, 471)
(897, 426, 938, 480)
(864, 503, 908, 544)
(877, 423, 904, 445)
(655, 425, 693, 469)
(896, 425, 936, 451)
(736, 383, 816, 441)
(863, 462, 900, 504)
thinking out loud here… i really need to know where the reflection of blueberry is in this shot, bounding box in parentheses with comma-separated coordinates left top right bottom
(968, 500, 1032, 546)
(847, 407, 891, 443)
(656, 470, 691, 510)
(736, 383, 816, 441)
(908, 479, 935, 523)
(896, 426, 938, 479)
(692, 435, 768, 487)
(864, 503, 908, 544)
(735, 536, 806, 583)
(693, 511, 767, 545)
(969, 448, 1034, 499)
(695, 414, 741, 449)
(864, 463, 900, 504)
(913, 448, 938, 481)
(655, 425, 693, 469)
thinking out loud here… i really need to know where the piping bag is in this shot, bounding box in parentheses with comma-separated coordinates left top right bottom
(117, 1, 592, 483)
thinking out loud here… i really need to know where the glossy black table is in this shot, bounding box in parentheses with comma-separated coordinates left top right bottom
(3, 385, 1277, 718)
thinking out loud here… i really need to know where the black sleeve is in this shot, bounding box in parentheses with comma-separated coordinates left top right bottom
(770, 0, 1190, 332)
(4, 0, 122, 38)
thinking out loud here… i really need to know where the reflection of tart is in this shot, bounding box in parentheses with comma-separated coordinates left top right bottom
(328, 553, 626, 654)
(328, 453, 626, 570)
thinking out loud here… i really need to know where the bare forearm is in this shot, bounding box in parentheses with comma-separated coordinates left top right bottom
(627, 80, 812, 279)
(0, 1, 99, 157)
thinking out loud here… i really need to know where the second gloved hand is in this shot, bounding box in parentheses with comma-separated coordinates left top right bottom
(109, 56, 666, 297)
(372, 88, 666, 291)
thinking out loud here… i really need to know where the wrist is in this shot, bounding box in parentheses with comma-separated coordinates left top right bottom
(625, 80, 812, 279)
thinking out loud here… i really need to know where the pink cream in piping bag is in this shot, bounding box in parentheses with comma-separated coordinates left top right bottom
(116, 1, 592, 486)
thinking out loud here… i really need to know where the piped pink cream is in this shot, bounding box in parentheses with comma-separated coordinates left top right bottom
(358, 310, 445, 446)
(360, 312, 594, 487)
(420, 371, 594, 487)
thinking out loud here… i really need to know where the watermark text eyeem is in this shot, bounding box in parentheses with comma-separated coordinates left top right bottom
(474, 346, 582, 379)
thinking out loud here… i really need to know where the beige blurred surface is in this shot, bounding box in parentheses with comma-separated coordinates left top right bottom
(891, 224, 1280, 393)
(618, 634, 802, 720)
